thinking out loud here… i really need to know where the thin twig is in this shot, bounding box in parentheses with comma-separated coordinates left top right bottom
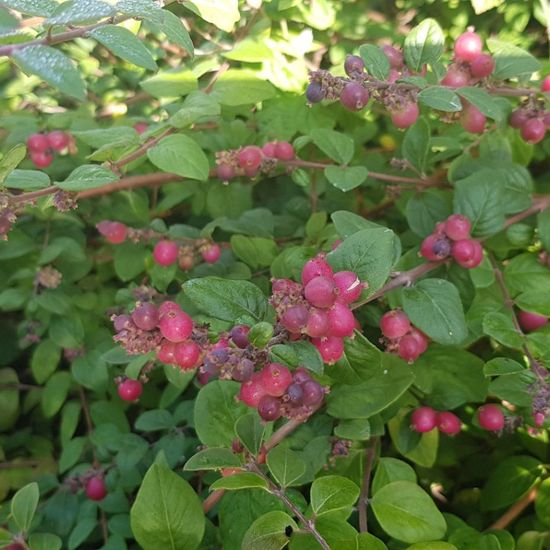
(358, 437, 379, 532)
(0, 460, 44, 469)
(489, 485, 538, 530)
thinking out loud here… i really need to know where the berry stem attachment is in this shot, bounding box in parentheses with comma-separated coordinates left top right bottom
(358, 437, 379, 532)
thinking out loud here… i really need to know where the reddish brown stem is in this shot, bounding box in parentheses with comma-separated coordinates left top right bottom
(358, 437, 379, 532)
(489, 486, 538, 530)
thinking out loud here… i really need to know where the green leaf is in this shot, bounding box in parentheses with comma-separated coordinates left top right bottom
(135, 409, 175, 431)
(489, 371, 536, 407)
(223, 38, 274, 63)
(31, 339, 61, 384)
(248, 322, 274, 348)
(310, 128, 354, 164)
(169, 92, 220, 128)
(140, 68, 198, 98)
(148, 9, 194, 55)
(538, 209, 550, 252)
(359, 44, 390, 79)
(57, 164, 118, 191)
(482, 311, 524, 349)
(0, 144, 27, 184)
(231, 236, 278, 269)
(41, 371, 72, 418)
(372, 458, 417, 495)
(418, 87, 462, 112)
(184, 448, 241, 471)
(28, 533, 62, 550)
(59, 437, 86, 473)
(11, 482, 39, 532)
(0, 368, 20, 430)
(487, 39, 541, 79)
(371, 481, 447, 543)
(324, 165, 368, 191)
(211, 473, 268, 491)
(334, 418, 371, 441)
(5, 0, 58, 16)
(402, 118, 430, 173)
(266, 446, 306, 488)
(90, 25, 157, 71)
(114, 243, 147, 281)
(402, 279, 468, 346)
(5, 169, 50, 190)
(484, 357, 526, 376)
(183, 277, 268, 324)
(210, 69, 276, 106)
(73, 127, 138, 148)
(242, 511, 297, 550)
(13, 45, 86, 101)
(406, 190, 452, 238)
(404, 19, 445, 72)
(183, 0, 240, 32)
(310, 475, 360, 517)
(535, 478, 550, 525)
(46, 0, 114, 25)
(515, 291, 550, 317)
(130, 463, 205, 550)
(269, 341, 324, 374)
(407, 544, 457, 550)
(456, 87, 505, 121)
(147, 134, 209, 181)
(235, 413, 266, 455)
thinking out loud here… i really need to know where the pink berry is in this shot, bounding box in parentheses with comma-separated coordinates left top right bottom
(461, 103, 486, 134)
(478, 404, 505, 431)
(381, 45, 404, 69)
(113, 314, 132, 332)
(510, 109, 529, 129)
(153, 240, 179, 266)
(201, 243, 221, 264)
(469, 53, 495, 78)
(262, 142, 277, 157)
(26, 133, 49, 153)
(304, 276, 337, 308)
(158, 310, 193, 342)
(305, 308, 330, 338)
(257, 395, 282, 421)
(118, 379, 142, 401)
(451, 239, 483, 268)
(134, 122, 148, 134)
(327, 302, 356, 338)
(344, 54, 365, 76)
(544, 112, 550, 128)
(4, 544, 25, 550)
(534, 412, 545, 427)
(31, 151, 53, 168)
(217, 163, 235, 181)
(47, 130, 70, 151)
(420, 234, 451, 261)
(174, 341, 201, 370)
(390, 102, 419, 129)
(444, 214, 471, 241)
(302, 380, 324, 406)
(340, 82, 369, 111)
(411, 406, 437, 433)
(275, 141, 295, 161)
(239, 373, 267, 407)
(158, 301, 181, 316)
(380, 310, 411, 339)
(521, 118, 546, 144)
(157, 340, 177, 364)
(437, 411, 462, 435)
(542, 75, 550, 92)
(387, 68, 400, 83)
(86, 476, 107, 501)
(96, 220, 128, 244)
(131, 302, 159, 331)
(333, 271, 363, 304)
(230, 325, 250, 348)
(454, 30, 483, 62)
(397, 334, 423, 362)
(408, 327, 429, 355)
(441, 66, 471, 88)
(293, 367, 312, 384)
(518, 310, 549, 332)
(301, 255, 333, 285)
(260, 363, 292, 397)
(237, 146, 263, 170)
(281, 304, 308, 334)
(312, 336, 344, 364)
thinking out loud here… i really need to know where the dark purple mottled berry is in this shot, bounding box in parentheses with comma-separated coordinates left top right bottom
(302, 380, 324, 406)
(340, 82, 369, 111)
(231, 325, 250, 348)
(286, 382, 304, 404)
(131, 302, 159, 331)
(344, 54, 365, 76)
(258, 395, 282, 421)
(306, 82, 325, 103)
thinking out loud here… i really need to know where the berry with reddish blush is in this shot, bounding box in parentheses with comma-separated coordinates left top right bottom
(397, 334, 424, 362)
(333, 271, 363, 303)
(306, 308, 330, 338)
(157, 340, 177, 364)
(461, 104, 486, 134)
(302, 380, 324, 406)
(261, 363, 292, 397)
(304, 276, 337, 308)
(113, 314, 131, 332)
(411, 407, 437, 433)
(420, 234, 451, 261)
(381, 45, 404, 68)
(275, 141, 295, 160)
(96, 221, 128, 244)
(441, 67, 470, 88)
(133, 122, 148, 134)
(153, 240, 179, 266)
(281, 304, 308, 334)
(131, 302, 159, 331)
(86, 476, 107, 501)
(444, 214, 471, 241)
(237, 146, 263, 170)
(451, 239, 483, 268)
(262, 142, 277, 157)
(306, 81, 325, 103)
(293, 367, 312, 384)
(230, 325, 250, 348)
(158, 301, 181, 316)
(47, 130, 70, 151)
(4, 544, 25, 550)
(477, 404, 505, 431)
(390, 102, 419, 129)
(437, 411, 462, 435)
(535, 412, 545, 427)
(258, 395, 282, 421)
(340, 82, 369, 111)
(469, 53, 495, 78)
(454, 30, 483, 62)
(380, 310, 411, 339)
(31, 151, 54, 168)
(344, 54, 365, 76)
(174, 341, 201, 369)
(201, 243, 221, 264)
(239, 373, 267, 407)
(408, 327, 429, 355)
(158, 310, 193, 342)
(542, 75, 550, 92)
(327, 302, 356, 338)
(517, 310, 549, 332)
(312, 336, 344, 364)
(221, 467, 243, 477)
(27, 133, 49, 153)
(509, 109, 529, 129)
(118, 379, 142, 401)
(521, 118, 546, 144)
(217, 163, 235, 181)
(301, 255, 333, 285)
(179, 254, 194, 271)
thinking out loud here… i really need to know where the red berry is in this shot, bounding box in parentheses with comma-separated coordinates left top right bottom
(201, 243, 221, 264)
(381, 45, 404, 69)
(96, 220, 128, 244)
(420, 234, 451, 261)
(174, 341, 201, 369)
(408, 327, 429, 355)
(179, 254, 195, 271)
(217, 163, 236, 181)
(469, 53, 495, 78)
(304, 276, 337, 308)
(390, 102, 419, 129)
(535, 412, 545, 427)
(333, 271, 363, 304)
(544, 112, 550, 128)
(397, 334, 423, 362)
(380, 310, 411, 340)
(239, 373, 267, 407)
(344, 54, 365, 76)
(260, 363, 292, 397)
(153, 240, 179, 266)
(305, 308, 330, 338)
(131, 302, 159, 331)
(274, 141, 295, 161)
(518, 310, 549, 332)
(302, 380, 324, 406)
(312, 336, 344, 364)
(542, 75, 550, 92)
(158, 310, 193, 342)
(118, 379, 142, 401)
(441, 66, 470, 88)
(327, 302, 356, 338)
(31, 151, 54, 168)
(437, 411, 462, 435)
(454, 31, 483, 62)
(158, 301, 181, 316)
(340, 82, 369, 111)
(133, 122, 148, 134)
(281, 304, 308, 334)
(47, 130, 70, 151)
(237, 146, 263, 170)
(461, 104, 486, 134)
(301, 255, 333, 285)
(387, 68, 400, 83)
(451, 239, 483, 269)
(86, 476, 107, 501)
(444, 214, 472, 241)
(293, 367, 312, 384)
(510, 109, 529, 129)
(478, 404, 505, 431)
(411, 407, 437, 433)
(27, 133, 49, 153)
(157, 340, 177, 364)
(230, 325, 250, 348)
(521, 118, 546, 144)
(257, 395, 282, 421)
(262, 142, 277, 157)
(113, 314, 132, 332)
(4, 544, 25, 550)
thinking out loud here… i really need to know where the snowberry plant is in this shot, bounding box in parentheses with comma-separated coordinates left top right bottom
(2, 1, 550, 548)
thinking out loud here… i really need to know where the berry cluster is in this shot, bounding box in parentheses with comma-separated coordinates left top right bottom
(509, 102, 550, 144)
(379, 310, 428, 363)
(420, 214, 482, 269)
(26, 131, 71, 168)
(216, 140, 295, 181)
(238, 364, 325, 421)
(411, 406, 462, 435)
(270, 255, 364, 364)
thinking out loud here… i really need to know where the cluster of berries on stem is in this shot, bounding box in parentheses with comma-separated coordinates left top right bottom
(379, 310, 428, 363)
(26, 131, 72, 168)
(411, 406, 462, 435)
